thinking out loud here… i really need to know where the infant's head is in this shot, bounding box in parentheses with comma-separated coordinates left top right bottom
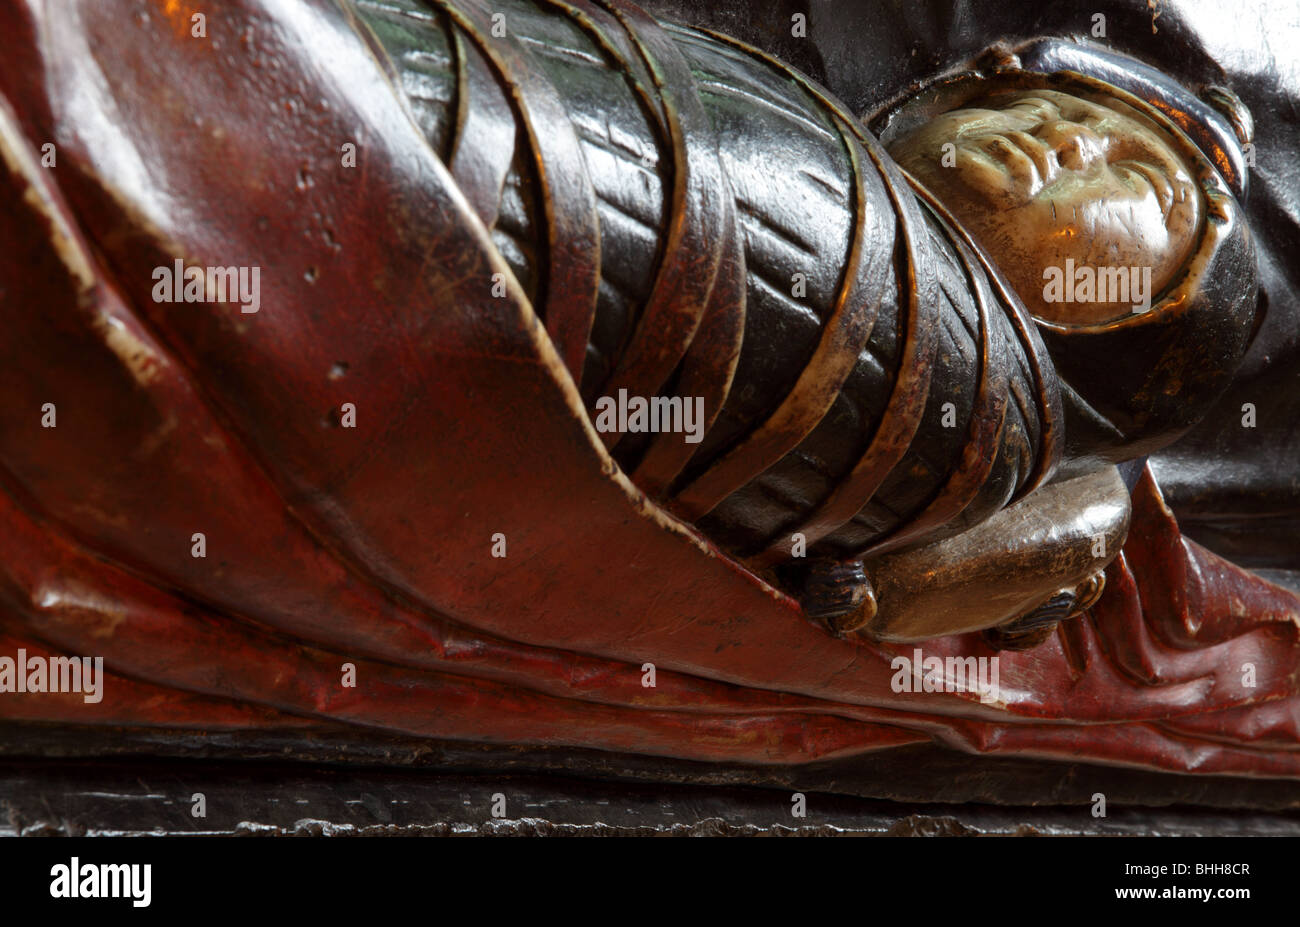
(890, 89, 1202, 324)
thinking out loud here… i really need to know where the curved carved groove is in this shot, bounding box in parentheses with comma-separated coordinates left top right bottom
(671, 114, 887, 522)
(750, 142, 938, 562)
(448, 26, 517, 227)
(581, 0, 728, 428)
(859, 217, 1011, 558)
(631, 195, 747, 496)
(430, 0, 603, 383)
(901, 173, 1064, 499)
(539, 0, 747, 483)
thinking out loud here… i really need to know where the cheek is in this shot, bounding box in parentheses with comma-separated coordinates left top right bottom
(890, 122, 965, 172)
(1064, 195, 1186, 273)
(1165, 182, 1202, 243)
(1017, 189, 1106, 242)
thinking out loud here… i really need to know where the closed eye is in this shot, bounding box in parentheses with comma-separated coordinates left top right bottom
(1002, 97, 1061, 121)
(1114, 160, 1175, 215)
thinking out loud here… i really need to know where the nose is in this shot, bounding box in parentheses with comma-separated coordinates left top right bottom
(1033, 121, 1105, 171)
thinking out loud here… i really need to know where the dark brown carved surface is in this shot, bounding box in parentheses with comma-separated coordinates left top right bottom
(0, 0, 1297, 817)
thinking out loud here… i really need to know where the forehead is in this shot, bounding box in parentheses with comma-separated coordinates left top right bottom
(939, 89, 1185, 151)
(965, 90, 1130, 124)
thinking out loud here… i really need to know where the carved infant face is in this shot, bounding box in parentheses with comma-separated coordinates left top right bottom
(889, 89, 1202, 324)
